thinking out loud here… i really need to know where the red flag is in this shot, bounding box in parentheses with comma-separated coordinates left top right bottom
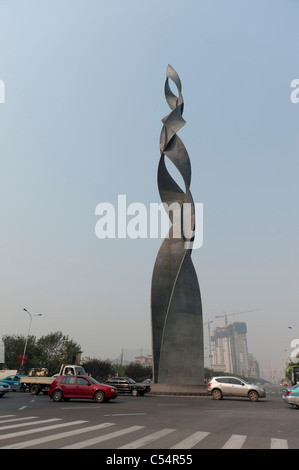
(18, 354, 27, 364)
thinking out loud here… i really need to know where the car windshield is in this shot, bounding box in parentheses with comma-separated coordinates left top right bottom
(290, 384, 299, 390)
(126, 378, 136, 384)
(88, 377, 100, 384)
(75, 367, 87, 375)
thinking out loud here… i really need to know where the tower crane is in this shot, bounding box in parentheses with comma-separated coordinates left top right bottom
(215, 308, 261, 327)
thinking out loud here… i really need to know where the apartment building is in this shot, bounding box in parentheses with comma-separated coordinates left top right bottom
(211, 322, 258, 377)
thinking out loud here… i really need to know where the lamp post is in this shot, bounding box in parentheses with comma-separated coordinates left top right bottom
(21, 308, 42, 369)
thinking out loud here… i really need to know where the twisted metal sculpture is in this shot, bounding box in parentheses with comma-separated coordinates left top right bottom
(151, 65, 204, 385)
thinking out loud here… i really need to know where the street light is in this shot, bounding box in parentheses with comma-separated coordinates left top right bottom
(21, 308, 42, 369)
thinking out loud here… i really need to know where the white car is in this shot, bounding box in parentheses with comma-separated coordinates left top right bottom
(0, 382, 11, 397)
(207, 376, 266, 401)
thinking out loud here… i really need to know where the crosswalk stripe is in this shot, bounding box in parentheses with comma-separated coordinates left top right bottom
(271, 438, 288, 449)
(0, 416, 38, 425)
(0, 414, 291, 450)
(0, 420, 87, 441)
(0, 422, 116, 449)
(222, 434, 247, 449)
(170, 431, 210, 449)
(0, 418, 61, 431)
(61, 425, 145, 449)
(119, 428, 175, 449)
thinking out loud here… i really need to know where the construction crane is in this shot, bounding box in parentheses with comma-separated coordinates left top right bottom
(215, 309, 261, 327)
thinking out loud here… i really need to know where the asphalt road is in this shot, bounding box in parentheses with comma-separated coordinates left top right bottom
(0, 387, 298, 451)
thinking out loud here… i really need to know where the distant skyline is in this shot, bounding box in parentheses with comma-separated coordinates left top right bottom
(1, 0, 298, 379)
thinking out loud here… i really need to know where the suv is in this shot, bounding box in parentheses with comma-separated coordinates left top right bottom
(105, 377, 151, 396)
(207, 376, 266, 402)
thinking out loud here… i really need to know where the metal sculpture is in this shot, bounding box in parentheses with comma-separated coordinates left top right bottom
(151, 65, 204, 385)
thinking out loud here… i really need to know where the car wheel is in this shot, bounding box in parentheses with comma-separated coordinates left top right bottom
(248, 390, 259, 402)
(138, 391, 145, 396)
(0, 393, 4, 398)
(212, 389, 222, 400)
(30, 384, 41, 395)
(131, 389, 138, 397)
(52, 390, 63, 402)
(94, 390, 106, 403)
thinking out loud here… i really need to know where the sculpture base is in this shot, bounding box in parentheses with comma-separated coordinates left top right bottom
(149, 383, 208, 396)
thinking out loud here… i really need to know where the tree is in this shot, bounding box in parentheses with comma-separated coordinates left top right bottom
(1, 332, 82, 375)
(82, 359, 115, 382)
(123, 362, 152, 382)
(2, 334, 39, 370)
(36, 332, 82, 375)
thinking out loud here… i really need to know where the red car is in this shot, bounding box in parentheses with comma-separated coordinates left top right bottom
(48, 375, 118, 403)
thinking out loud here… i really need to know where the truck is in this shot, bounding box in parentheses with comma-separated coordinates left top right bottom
(20, 364, 87, 395)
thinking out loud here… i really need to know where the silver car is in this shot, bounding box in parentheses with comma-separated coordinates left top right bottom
(0, 382, 11, 397)
(207, 376, 266, 401)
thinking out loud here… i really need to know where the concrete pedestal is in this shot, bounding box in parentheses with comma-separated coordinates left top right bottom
(149, 383, 208, 396)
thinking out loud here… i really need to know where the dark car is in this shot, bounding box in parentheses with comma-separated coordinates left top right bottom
(105, 377, 151, 396)
(48, 375, 118, 403)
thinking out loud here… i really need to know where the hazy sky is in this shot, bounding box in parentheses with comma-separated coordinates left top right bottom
(1, 0, 298, 378)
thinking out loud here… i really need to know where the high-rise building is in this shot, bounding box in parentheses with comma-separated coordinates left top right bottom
(210, 326, 233, 373)
(211, 322, 258, 377)
(248, 353, 260, 379)
(231, 322, 249, 376)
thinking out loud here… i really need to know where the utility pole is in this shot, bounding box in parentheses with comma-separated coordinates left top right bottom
(21, 308, 42, 369)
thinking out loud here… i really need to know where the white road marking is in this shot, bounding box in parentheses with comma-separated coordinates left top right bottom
(0, 413, 291, 450)
(0, 422, 116, 449)
(171, 431, 210, 449)
(0, 418, 61, 431)
(119, 428, 175, 449)
(0, 416, 38, 424)
(0, 420, 87, 441)
(222, 434, 247, 449)
(61, 425, 145, 449)
(271, 438, 288, 449)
